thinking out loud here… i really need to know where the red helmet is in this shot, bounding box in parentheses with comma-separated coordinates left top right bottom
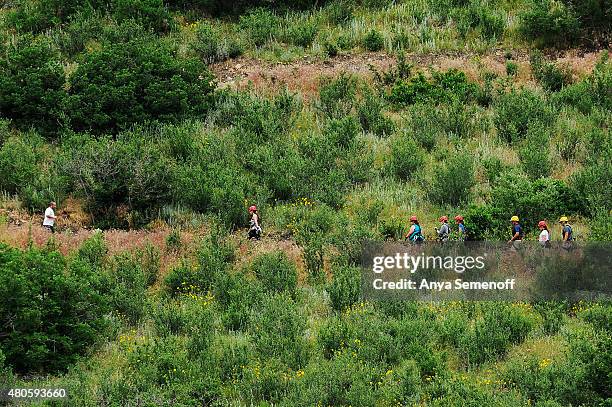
(439, 216, 448, 222)
(248, 205, 257, 212)
(538, 220, 547, 228)
(454, 215, 464, 221)
(410, 215, 418, 222)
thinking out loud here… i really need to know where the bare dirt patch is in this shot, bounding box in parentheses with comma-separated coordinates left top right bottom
(211, 49, 606, 96)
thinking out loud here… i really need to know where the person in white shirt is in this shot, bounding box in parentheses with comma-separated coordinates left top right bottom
(538, 220, 550, 247)
(43, 201, 57, 233)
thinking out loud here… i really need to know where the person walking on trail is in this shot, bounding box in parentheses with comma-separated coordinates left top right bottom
(436, 216, 450, 242)
(455, 215, 466, 241)
(559, 216, 573, 242)
(538, 221, 551, 248)
(248, 205, 262, 240)
(559, 216, 574, 250)
(43, 201, 57, 233)
(508, 215, 524, 247)
(405, 215, 424, 243)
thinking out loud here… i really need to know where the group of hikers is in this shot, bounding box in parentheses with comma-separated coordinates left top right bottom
(404, 214, 573, 246)
(43, 202, 573, 247)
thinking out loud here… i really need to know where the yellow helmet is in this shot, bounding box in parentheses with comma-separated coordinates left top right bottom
(559, 216, 568, 223)
(511, 215, 519, 222)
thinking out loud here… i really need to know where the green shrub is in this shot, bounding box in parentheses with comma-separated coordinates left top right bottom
(250, 293, 308, 369)
(556, 52, 611, 113)
(530, 51, 573, 92)
(151, 297, 188, 337)
(5, 0, 103, 32)
(239, 8, 279, 47)
(454, 2, 505, 39)
(192, 21, 221, 63)
(519, 124, 552, 180)
(113, 0, 174, 33)
(62, 134, 174, 227)
(65, 39, 215, 135)
(357, 90, 395, 136)
(165, 228, 234, 295)
(327, 265, 361, 312)
(519, 0, 580, 47)
(460, 303, 537, 367)
(139, 242, 161, 287)
(165, 227, 182, 252)
(293, 204, 337, 280)
(0, 136, 41, 195)
(317, 73, 357, 119)
(326, 116, 361, 148)
(506, 60, 518, 77)
(388, 69, 478, 106)
(0, 244, 108, 373)
(76, 231, 108, 270)
(325, 0, 354, 25)
(429, 152, 475, 206)
(215, 271, 263, 331)
(324, 40, 339, 57)
(388, 133, 425, 181)
(570, 159, 612, 217)
(0, 35, 66, 136)
(104, 252, 148, 324)
(494, 88, 551, 143)
(286, 19, 318, 47)
(481, 156, 506, 183)
(250, 251, 298, 295)
(363, 29, 385, 51)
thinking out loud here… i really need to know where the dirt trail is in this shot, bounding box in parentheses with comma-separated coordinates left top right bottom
(211, 49, 605, 95)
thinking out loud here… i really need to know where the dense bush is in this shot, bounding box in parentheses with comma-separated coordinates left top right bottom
(62, 134, 174, 227)
(519, 124, 552, 180)
(519, 0, 580, 47)
(285, 19, 318, 47)
(104, 252, 148, 324)
(388, 69, 479, 106)
(357, 89, 395, 136)
(239, 8, 279, 47)
(0, 35, 66, 136)
(459, 303, 538, 367)
(429, 152, 475, 206)
(0, 136, 41, 195)
(530, 51, 573, 92)
(65, 39, 215, 135)
(520, 0, 611, 47)
(318, 74, 357, 119)
(388, 133, 425, 180)
(453, 1, 505, 39)
(165, 228, 235, 295)
(363, 29, 385, 51)
(0, 244, 108, 373)
(250, 293, 308, 369)
(113, 0, 174, 33)
(327, 265, 361, 312)
(249, 251, 298, 295)
(494, 88, 551, 143)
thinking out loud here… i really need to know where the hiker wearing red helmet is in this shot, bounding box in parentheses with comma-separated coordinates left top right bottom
(538, 220, 550, 248)
(454, 215, 466, 241)
(248, 205, 262, 240)
(405, 215, 424, 243)
(436, 216, 450, 242)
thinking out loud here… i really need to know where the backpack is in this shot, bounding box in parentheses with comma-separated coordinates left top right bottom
(563, 224, 573, 241)
(408, 224, 425, 243)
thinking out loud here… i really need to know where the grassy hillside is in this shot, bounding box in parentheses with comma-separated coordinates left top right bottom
(0, 0, 611, 405)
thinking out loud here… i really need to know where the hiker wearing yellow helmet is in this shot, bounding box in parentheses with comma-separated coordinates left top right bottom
(508, 215, 524, 246)
(559, 216, 573, 242)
